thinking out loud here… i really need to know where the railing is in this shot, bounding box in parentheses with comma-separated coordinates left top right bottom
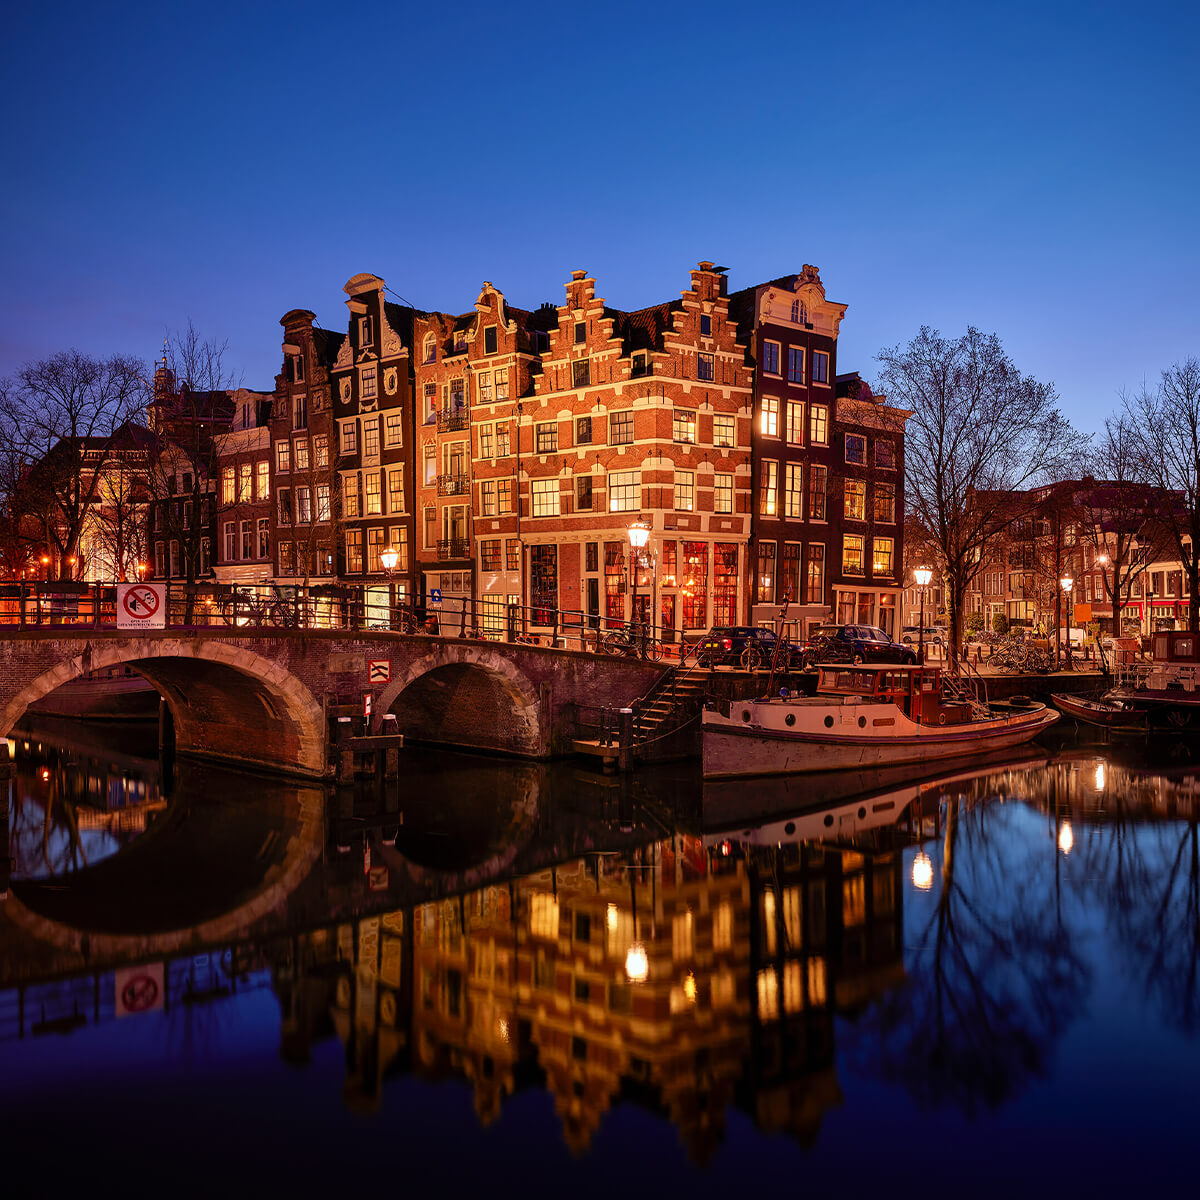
(435, 537, 471, 559)
(437, 474, 470, 496)
(437, 408, 470, 433)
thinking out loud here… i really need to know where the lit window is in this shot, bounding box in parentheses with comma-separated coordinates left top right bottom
(536, 422, 558, 453)
(759, 461, 778, 516)
(673, 410, 696, 443)
(531, 478, 560, 517)
(713, 414, 735, 447)
(674, 470, 694, 512)
(385, 414, 403, 447)
(360, 367, 377, 400)
(714, 473, 733, 514)
(610, 411, 634, 446)
(875, 483, 895, 524)
(340, 421, 357, 455)
(842, 535, 865, 575)
(809, 404, 828, 445)
(608, 470, 641, 512)
(760, 397, 779, 437)
(844, 479, 866, 520)
(275, 441, 290, 472)
(786, 401, 804, 445)
(873, 538, 894, 576)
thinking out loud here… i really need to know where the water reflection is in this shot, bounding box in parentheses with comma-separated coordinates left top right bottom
(6, 734, 1200, 1176)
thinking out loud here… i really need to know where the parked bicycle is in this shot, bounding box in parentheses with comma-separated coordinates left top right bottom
(221, 588, 302, 629)
(601, 622, 664, 661)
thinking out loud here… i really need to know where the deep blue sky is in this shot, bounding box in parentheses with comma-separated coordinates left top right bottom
(2, 0, 1196, 435)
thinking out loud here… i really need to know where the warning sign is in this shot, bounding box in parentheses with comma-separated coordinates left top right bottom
(117, 583, 166, 630)
(368, 658, 391, 683)
(115, 962, 165, 1017)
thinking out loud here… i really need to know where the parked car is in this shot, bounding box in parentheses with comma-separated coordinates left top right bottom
(801, 624, 918, 668)
(693, 625, 803, 669)
(901, 626, 944, 645)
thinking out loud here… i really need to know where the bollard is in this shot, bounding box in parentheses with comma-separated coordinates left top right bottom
(618, 707, 634, 772)
(336, 715, 355, 783)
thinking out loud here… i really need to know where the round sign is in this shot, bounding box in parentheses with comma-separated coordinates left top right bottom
(122, 586, 160, 620)
(120, 973, 160, 1013)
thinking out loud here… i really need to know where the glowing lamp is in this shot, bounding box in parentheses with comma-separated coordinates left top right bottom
(912, 850, 934, 891)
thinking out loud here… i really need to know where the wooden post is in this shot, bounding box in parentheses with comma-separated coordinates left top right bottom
(618, 707, 634, 772)
(336, 716, 355, 784)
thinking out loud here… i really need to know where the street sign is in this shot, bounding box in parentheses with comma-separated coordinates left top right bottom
(363, 692, 373, 719)
(430, 588, 442, 607)
(368, 658, 391, 684)
(117, 583, 166, 630)
(114, 962, 165, 1017)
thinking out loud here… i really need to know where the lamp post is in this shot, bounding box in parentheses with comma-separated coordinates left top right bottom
(1061, 575, 1074, 669)
(628, 520, 651, 655)
(914, 567, 932, 664)
(380, 547, 399, 629)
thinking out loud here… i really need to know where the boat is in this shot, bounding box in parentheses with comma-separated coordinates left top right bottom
(1053, 629, 1200, 733)
(701, 663, 1059, 779)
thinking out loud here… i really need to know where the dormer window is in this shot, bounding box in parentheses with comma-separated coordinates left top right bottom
(484, 326, 498, 354)
(423, 334, 437, 364)
(791, 299, 808, 324)
(359, 316, 373, 346)
(631, 352, 647, 378)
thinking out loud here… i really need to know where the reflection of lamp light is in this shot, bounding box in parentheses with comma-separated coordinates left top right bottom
(912, 850, 934, 890)
(683, 971, 697, 1003)
(606, 902, 619, 932)
(1058, 821, 1074, 855)
(625, 941, 649, 983)
(1094, 763, 1106, 792)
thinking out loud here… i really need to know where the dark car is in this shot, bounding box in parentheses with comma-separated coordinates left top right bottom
(801, 623, 917, 668)
(693, 625, 803, 670)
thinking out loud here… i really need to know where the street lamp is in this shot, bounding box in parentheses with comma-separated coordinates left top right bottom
(628, 520, 651, 647)
(914, 567, 932, 664)
(380, 547, 399, 629)
(1060, 575, 1074, 668)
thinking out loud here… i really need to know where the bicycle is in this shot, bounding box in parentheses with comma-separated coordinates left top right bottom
(221, 589, 300, 629)
(601, 623, 664, 661)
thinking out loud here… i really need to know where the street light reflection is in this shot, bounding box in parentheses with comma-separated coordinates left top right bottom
(911, 850, 933, 891)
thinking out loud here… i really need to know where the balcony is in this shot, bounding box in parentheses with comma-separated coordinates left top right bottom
(437, 473, 470, 496)
(437, 406, 470, 432)
(437, 537, 471, 560)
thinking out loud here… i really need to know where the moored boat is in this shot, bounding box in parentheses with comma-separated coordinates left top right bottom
(702, 663, 1058, 779)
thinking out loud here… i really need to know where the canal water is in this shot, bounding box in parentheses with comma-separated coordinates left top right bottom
(3, 720, 1199, 1195)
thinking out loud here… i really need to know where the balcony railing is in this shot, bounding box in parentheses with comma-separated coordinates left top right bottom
(437, 537, 471, 560)
(437, 473, 470, 496)
(437, 406, 470, 432)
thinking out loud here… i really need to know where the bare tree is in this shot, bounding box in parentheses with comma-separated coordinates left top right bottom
(876, 327, 1086, 669)
(1127, 358, 1200, 631)
(0, 350, 147, 579)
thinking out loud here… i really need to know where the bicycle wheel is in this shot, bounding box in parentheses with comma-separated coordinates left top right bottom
(602, 631, 632, 656)
(646, 638, 665, 662)
(269, 602, 297, 629)
(740, 645, 764, 671)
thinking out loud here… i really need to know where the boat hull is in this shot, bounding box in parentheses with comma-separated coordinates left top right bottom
(702, 701, 1059, 778)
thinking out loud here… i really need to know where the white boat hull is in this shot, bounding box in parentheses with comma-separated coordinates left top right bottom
(702, 696, 1059, 778)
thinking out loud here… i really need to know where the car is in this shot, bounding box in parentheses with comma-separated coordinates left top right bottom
(800, 623, 918, 668)
(693, 625, 803, 670)
(901, 626, 944, 645)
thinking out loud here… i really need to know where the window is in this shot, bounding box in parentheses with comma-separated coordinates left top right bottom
(494, 367, 509, 401)
(536, 422, 558, 453)
(574, 321, 586, 344)
(498, 479, 513, 515)
(289, 353, 305, 383)
(787, 346, 805, 384)
(385, 413, 403, 448)
(275, 441, 291, 472)
(673, 410, 696, 443)
(479, 424, 494, 459)
(762, 340, 780, 375)
(345, 530, 363, 574)
(317, 484, 331, 522)
(423, 334, 436, 363)
(340, 421, 357, 455)
(449, 378, 466, 411)
(576, 475, 593, 511)
(876, 440, 896, 469)
(572, 359, 590, 388)
(423, 445, 436, 486)
(786, 401, 805, 446)
(760, 397, 779, 437)
(481, 540, 501, 571)
(386, 528, 407, 573)
(531, 544, 557, 623)
(476, 371, 492, 405)
(343, 474, 360, 518)
(844, 478, 866, 520)
(360, 367, 377, 401)
(358, 314, 373, 346)
(873, 537, 894, 576)
(292, 393, 307, 430)
(697, 352, 714, 381)
(221, 467, 235, 504)
(874, 482, 895, 524)
(496, 423, 511, 457)
(364, 472, 381, 516)
(715, 473, 733, 514)
(257, 460, 270, 499)
(423, 383, 437, 423)
(481, 479, 496, 516)
(610, 411, 634, 446)
(630, 352, 647, 378)
(506, 539, 520, 572)
(366, 527, 386, 573)
(756, 541, 776, 603)
(296, 486, 312, 524)
(713, 414, 735, 447)
(576, 416, 592, 445)
(532, 478, 559, 517)
(608, 470, 641, 512)
(784, 463, 804, 518)
(278, 488, 292, 524)
(278, 541, 294, 575)
(782, 543, 801, 603)
(759, 461, 778, 516)
(843, 535, 865, 575)
(812, 350, 829, 384)
(845, 433, 866, 465)
(313, 436, 328, 470)
(257, 518, 269, 558)
(484, 325, 497, 354)
(674, 469, 694, 512)
(700, 313, 712, 336)
(809, 403, 828, 445)
(234, 463, 250, 502)
(223, 521, 236, 561)
(808, 464, 827, 520)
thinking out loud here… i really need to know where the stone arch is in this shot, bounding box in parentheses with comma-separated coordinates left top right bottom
(376, 643, 543, 756)
(1, 638, 326, 778)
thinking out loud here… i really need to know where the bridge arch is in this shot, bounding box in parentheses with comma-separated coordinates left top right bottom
(376, 644, 543, 756)
(1, 637, 326, 778)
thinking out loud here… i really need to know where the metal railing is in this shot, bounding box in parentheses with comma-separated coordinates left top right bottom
(436, 474, 470, 496)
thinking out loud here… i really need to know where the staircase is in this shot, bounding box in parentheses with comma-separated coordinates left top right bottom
(631, 663, 710, 754)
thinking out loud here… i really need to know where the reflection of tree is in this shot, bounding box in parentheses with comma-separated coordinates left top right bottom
(867, 796, 1089, 1114)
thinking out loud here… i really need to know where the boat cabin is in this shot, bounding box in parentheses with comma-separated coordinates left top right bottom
(815, 664, 975, 725)
(1152, 631, 1200, 664)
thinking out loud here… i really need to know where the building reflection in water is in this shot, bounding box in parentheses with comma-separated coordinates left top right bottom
(9, 741, 1200, 1159)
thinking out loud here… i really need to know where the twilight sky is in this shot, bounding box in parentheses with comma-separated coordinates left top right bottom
(2, 0, 1196, 436)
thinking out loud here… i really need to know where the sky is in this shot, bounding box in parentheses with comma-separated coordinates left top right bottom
(2, 0, 1197, 436)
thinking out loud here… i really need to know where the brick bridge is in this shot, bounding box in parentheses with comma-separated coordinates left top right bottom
(0, 630, 664, 779)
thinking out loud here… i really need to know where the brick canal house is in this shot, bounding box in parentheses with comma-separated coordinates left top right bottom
(213, 388, 274, 591)
(729, 267, 907, 640)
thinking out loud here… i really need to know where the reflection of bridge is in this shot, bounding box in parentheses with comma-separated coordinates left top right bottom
(0, 630, 662, 778)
